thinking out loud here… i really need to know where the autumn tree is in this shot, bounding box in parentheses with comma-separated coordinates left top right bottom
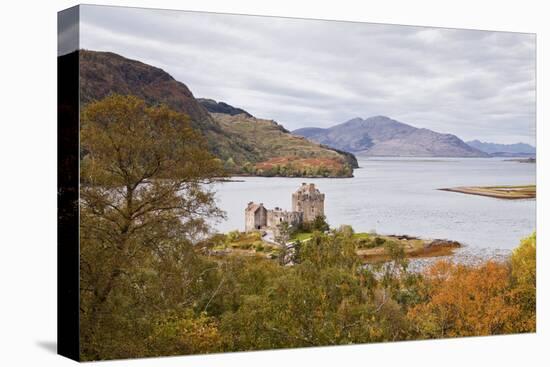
(79, 95, 225, 360)
(407, 261, 521, 338)
(510, 232, 536, 331)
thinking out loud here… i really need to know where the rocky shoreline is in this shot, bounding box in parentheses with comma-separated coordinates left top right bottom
(357, 235, 462, 263)
(406, 246, 511, 272)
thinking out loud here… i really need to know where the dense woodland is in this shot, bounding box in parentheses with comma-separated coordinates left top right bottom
(79, 95, 536, 361)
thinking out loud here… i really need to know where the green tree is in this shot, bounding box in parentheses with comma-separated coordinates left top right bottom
(220, 229, 408, 350)
(224, 157, 236, 171)
(79, 95, 225, 360)
(275, 221, 292, 265)
(146, 310, 222, 356)
(311, 215, 330, 232)
(299, 229, 358, 270)
(274, 221, 291, 246)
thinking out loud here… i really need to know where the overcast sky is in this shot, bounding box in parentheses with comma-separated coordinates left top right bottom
(79, 5, 536, 145)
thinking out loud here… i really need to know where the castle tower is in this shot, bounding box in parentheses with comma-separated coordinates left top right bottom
(245, 202, 267, 231)
(292, 183, 325, 223)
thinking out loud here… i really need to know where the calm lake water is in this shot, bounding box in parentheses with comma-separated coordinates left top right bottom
(211, 157, 535, 253)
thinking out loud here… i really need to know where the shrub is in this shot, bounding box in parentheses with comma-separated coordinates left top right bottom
(226, 230, 240, 243)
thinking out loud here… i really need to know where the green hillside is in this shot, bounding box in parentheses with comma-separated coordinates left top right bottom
(79, 50, 356, 177)
(212, 113, 358, 177)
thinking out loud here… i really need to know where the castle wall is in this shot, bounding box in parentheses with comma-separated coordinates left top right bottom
(267, 209, 302, 229)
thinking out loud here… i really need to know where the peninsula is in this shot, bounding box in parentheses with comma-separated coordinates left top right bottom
(439, 185, 536, 199)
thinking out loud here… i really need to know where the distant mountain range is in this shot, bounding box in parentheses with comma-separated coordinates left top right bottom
(293, 116, 488, 157)
(78, 50, 357, 177)
(78, 50, 533, 167)
(466, 140, 536, 157)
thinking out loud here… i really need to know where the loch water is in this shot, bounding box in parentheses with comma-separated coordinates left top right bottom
(211, 157, 535, 257)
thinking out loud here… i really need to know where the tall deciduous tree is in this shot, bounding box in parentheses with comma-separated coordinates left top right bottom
(79, 95, 224, 360)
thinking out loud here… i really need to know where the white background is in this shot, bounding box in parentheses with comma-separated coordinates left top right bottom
(0, 0, 547, 365)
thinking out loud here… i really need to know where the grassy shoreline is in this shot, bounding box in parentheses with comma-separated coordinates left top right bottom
(206, 230, 462, 263)
(356, 235, 461, 262)
(439, 185, 535, 199)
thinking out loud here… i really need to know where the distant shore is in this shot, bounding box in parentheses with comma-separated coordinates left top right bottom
(505, 157, 536, 164)
(439, 185, 535, 199)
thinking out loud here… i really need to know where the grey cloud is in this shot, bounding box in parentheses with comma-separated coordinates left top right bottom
(79, 5, 536, 145)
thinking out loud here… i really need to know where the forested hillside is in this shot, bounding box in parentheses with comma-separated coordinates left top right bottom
(79, 50, 356, 177)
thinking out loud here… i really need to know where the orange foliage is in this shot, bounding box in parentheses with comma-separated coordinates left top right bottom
(407, 261, 522, 338)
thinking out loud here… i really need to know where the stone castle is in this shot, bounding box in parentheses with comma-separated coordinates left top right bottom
(245, 183, 325, 232)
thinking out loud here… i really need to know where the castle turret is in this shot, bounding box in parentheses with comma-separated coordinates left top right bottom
(292, 183, 325, 223)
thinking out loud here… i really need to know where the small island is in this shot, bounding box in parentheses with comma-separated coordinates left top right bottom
(204, 183, 462, 264)
(439, 185, 536, 199)
(206, 230, 461, 263)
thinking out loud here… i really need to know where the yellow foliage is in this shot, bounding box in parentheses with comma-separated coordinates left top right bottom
(510, 232, 536, 331)
(147, 311, 222, 356)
